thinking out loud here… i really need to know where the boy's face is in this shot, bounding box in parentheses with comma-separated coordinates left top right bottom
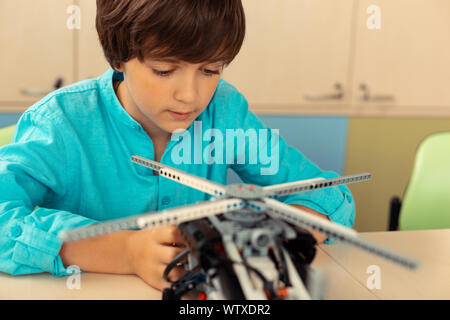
(116, 57, 223, 140)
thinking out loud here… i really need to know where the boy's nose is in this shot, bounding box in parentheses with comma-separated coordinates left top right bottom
(174, 79, 197, 105)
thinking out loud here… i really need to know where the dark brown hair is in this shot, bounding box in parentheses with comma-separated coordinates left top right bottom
(96, 0, 246, 70)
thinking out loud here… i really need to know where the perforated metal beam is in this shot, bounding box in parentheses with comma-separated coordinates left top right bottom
(131, 155, 227, 198)
(58, 198, 245, 242)
(261, 198, 419, 270)
(263, 173, 372, 198)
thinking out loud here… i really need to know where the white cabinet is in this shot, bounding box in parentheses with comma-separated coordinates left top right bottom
(224, 0, 450, 116)
(351, 0, 450, 115)
(1, 0, 449, 116)
(223, 0, 355, 112)
(0, 0, 74, 106)
(77, 0, 109, 80)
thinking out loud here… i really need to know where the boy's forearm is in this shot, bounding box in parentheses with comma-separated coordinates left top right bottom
(59, 230, 136, 275)
(289, 204, 330, 244)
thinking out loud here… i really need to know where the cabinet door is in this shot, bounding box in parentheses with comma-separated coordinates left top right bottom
(78, 0, 109, 80)
(222, 0, 355, 113)
(352, 0, 450, 113)
(0, 0, 74, 106)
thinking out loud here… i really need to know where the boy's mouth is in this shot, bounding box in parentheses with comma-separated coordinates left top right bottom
(168, 110, 193, 121)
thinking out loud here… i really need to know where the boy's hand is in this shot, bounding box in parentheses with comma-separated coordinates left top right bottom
(127, 225, 188, 291)
(289, 204, 330, 244)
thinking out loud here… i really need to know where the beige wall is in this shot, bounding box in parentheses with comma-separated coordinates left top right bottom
(346, 118, 450, 232)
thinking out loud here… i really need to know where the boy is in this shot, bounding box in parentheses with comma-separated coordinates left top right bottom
(0, 0, 355, 292)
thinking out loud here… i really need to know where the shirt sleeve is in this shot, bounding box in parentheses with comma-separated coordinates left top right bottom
(0, 111, 97, 276)
(225, 89, 355, 243)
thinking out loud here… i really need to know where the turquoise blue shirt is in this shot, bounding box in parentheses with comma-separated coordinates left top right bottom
(0, 68, 355, 277)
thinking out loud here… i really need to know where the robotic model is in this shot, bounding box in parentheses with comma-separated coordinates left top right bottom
(59, 155, 419, 300)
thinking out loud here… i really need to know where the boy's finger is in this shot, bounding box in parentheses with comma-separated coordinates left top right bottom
(159, 225, 186, 246)
(160, 246, 188, 265)
(164, 265, 188, 283)
(141, 273, 170, 292)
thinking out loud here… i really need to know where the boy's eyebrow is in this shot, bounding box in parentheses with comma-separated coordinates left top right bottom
(150, 58, 224, 65)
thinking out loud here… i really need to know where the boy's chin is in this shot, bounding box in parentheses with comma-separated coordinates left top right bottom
(164, 121, 195, 134)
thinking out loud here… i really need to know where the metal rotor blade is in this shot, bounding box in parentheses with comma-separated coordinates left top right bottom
(263, 173, 372, 198)
(260, 198, 419, 270)
(252, 198, 358, 239)
(131, 155, 227, 198)
(58, 198, 245, 242)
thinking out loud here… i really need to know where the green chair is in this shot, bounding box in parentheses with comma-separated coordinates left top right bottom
(389, 132, 450, 230)
(0, 125, 16, 147)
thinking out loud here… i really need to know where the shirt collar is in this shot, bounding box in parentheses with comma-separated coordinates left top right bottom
(98, 67, 143, 130)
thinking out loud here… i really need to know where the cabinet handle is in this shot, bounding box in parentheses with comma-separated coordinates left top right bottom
(304, 83, 344, 101)
(20, 77, 64, 97)
(359, 83, 395, 102)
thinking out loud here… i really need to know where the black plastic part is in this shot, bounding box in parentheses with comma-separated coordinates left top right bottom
(162, 288, 176, 300)
(179, 218, 223, 270)
(282, 228, 317, 284)
(215, 260, 246, 299)
(178, 218, 246, 299)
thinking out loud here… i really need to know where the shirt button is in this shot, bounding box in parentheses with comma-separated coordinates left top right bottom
(161, 196, 171, 206)
(11, 225, 22, 238)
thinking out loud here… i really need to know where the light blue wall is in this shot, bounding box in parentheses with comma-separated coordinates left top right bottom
(0, 113, 22, 128)
(227, 115, 349, 183)
(258, 115, 348, 174)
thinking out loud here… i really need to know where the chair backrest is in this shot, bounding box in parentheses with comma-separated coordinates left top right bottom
(0, 125, 16, 148)
(400, 132, 450, 230)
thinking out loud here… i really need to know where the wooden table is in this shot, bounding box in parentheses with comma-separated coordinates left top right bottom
(319, 228, 450, 299)
(0, 229, 448, 300)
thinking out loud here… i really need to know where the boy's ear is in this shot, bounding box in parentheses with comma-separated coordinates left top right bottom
(114, 62, 125, 73)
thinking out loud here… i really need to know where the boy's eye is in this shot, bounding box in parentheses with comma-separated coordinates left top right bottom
(152, 68, 221, 77)
(152, 69, 174, 77)
(203, 69, 221, 76)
